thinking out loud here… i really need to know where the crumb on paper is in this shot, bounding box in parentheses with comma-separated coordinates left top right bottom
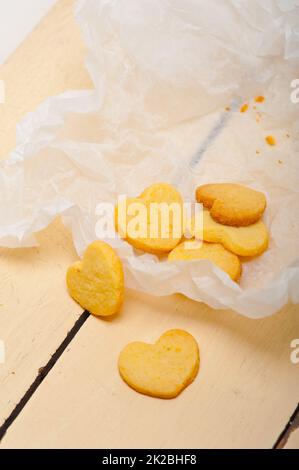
(240, 103, 249, 113)
(256, 150, 260, 154)
(286, 133, 290, 138)
(265, 135, 276, 146)
(255, 96, 265, 103)
(278, 160, 283, 164)
(256, 116, 261, 122)
(225, 106, 230, 111)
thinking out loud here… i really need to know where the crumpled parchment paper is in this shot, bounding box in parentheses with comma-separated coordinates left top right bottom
(0, 0, 298, 317)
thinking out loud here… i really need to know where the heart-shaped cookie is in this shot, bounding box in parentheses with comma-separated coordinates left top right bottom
(66, 241, 124, 317)
(118, 329, 199, 399)
(192, 211, 269, 257)
(115, 183, 183, 254)
(168, 240, 242, 282)
(196, 183, 266, 227)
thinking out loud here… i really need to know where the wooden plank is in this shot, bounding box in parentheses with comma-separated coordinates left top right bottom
(0, 0, 91, 426)
(0, 218, 83, 427)
(1, 292, 298, 449)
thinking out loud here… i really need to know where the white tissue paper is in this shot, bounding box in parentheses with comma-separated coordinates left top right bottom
(0, 0, 298, 317)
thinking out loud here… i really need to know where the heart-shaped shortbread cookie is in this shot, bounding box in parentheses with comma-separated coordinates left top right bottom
(192, 211, 269, 257)
(67, 241, 124, 317)
(118, 329, 199, 399)
(168, 240, 242, 282)
(196, 183, 266, 227)
(115, 183, 183, 254)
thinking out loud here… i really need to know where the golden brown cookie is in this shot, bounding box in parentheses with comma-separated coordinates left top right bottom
(66, 241, 124, 317)
(168, 240, 242, 282)
(196, 183, 266, 226)
(191, 211, 269, 257)
(115, 183, 183, 254)
(118, 329, 199, 399)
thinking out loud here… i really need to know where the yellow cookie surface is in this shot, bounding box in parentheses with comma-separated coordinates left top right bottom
(192, 211, 269, 257)
(67, 241, 124, 317)
(115, 183, 183, 254)
(168, 240, 242, 282)
(118, 329, 199, 399)
(140, 183, 182, 205)
(196, 183, 266, 227)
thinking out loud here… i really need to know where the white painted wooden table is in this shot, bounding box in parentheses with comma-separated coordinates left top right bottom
(0, 0, 298, 449)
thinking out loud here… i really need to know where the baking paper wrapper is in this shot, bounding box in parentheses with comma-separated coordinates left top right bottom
(0, 0, 298, 318)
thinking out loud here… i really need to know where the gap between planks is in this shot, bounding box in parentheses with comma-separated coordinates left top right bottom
(274, 403, 299, 449)
(0, 310, 89, 442)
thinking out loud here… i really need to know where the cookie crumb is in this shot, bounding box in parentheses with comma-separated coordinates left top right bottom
(286, 133, 290, 138)
(225, 106, 230, 111)
(240, 103, 249, 113)
(256, 150, 260, 154)
(255, 96, 265, 103)
(278, 160, 283, 164)
(265, 135, 276, 146)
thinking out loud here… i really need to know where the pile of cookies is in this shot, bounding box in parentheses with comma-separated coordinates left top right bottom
(66, 181, 268, 399)
(115, 182, 268, 282)
(172, 183, 268, 281)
